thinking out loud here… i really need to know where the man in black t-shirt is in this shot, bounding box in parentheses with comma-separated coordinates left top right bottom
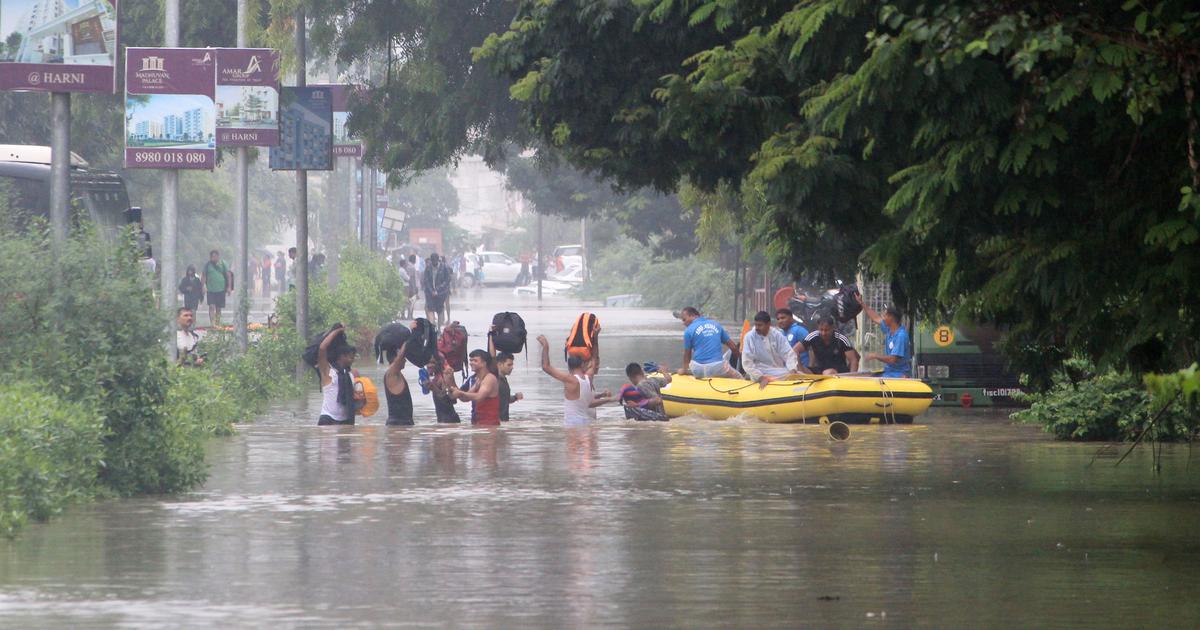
(799, 317, 861, 375)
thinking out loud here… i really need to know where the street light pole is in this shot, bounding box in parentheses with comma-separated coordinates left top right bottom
(294, 6, 310, 343)
(49, 92, 70, 249)
(234, 0, 250, 351)
(162, 0, 180, 357)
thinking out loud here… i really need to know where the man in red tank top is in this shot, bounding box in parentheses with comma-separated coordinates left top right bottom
(450, 349, 501, 425)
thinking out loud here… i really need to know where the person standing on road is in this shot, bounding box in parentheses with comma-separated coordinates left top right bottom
(422, 253, 453, 327)
(178, 264, 204, 313)
(398, 258, 416, 319)
(286, 247, 297, 289)
(274, 252, 286, 294)
(201, 249, 232, 326)
(176, 307, 204, 366)
(677, 306, 741, 379)
(261, 254, 273, 298)
(450, 349, 501, 426)
(537, 334, 613, 426)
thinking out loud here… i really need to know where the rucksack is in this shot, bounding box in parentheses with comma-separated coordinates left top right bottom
(834, 284, 862, 323)
(438, 322, 469, 372)
(490, 311, 527, 354)
(302, 325, 350, 371)
(373, 322, 413, 363)
(565, 312, 600, 362)
(407, 318, 439, 367)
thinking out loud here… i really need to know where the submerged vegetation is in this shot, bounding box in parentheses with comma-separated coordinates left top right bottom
(1014, 359, 1196, 442)
(0, 205, 305, 535)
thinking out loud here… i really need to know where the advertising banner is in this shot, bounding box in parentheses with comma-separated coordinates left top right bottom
(215, 48, 280, 146)
(124, 47, 216, 169)
(269, 86, 332, 171)
(0, 0, 118, 93)
(311, 84, 362, 157)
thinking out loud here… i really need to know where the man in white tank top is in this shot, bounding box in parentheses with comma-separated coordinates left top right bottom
(537, 334, 614, 426)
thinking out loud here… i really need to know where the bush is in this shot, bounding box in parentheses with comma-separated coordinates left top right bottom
(275, 243, 406, 346)
(0, 382, 106, 536)
(1013, 359, 1193, 441)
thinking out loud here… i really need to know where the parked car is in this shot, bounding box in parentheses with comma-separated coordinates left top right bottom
(514, 280, 575, 296)
(552, 264, 584, 284)
(476, 251, 525, 286)
(553, 244, 584, 273)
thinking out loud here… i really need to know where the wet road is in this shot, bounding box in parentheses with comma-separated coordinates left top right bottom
(2, 289, 1199, 628)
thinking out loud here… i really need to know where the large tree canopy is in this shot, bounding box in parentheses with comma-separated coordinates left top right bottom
(476, 0, 1200, 378)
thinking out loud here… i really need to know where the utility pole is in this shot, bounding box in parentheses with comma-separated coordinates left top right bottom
(49, 92, 69, 249)
(294, 6, 310, 343)
(162, 0, 180, 356)
(580, 217, 588, 282)
(234, 0, 250, 351)
(537, 212, 543, 301)
(326, 57, 340, 289)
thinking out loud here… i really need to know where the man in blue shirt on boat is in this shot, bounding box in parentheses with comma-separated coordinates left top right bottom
(678, 306, 742, 378)
(775, 307, 809, 368)
(857, 294, 912, 378)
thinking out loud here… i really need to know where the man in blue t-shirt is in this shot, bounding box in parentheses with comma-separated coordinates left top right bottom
(678, 306, 742, 379)
(775, 307, 810, 368)
(858, 294, 912, 378)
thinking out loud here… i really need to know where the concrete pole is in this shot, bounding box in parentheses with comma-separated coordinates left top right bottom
(326, 56, 340, 289)
(49, 92, 70, 248)
(536, 212, 543, 301)
(234, 0, 250, 350)
(162, 0, 180, 357)
(294, 6, 310, 342)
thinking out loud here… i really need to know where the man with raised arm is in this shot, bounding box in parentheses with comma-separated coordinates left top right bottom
(537, 334, 613, 426)
(857, 294, 912, 378)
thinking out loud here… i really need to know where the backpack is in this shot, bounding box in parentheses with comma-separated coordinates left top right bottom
(302, 325, 350, 371)
(407, 318, 439, 367)
(438, 322, 469, 372)
(490, 312, 527, 354)
(374, 322, 413, 364)
(834, 284, 862, 323)
(565, 312, 600, 362)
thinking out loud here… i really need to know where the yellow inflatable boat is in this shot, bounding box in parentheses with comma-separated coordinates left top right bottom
(660, 374, 935, 424)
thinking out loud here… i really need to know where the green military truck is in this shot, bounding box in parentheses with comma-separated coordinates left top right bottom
(913, 323, 1025, 407)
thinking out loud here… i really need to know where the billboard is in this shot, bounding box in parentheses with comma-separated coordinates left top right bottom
(125, 47, 216, 169)
(269, 86, 332, 171)
(0, 0, 118, 93)
(215, 48, 280, 146)
(311, 84, 362, 157)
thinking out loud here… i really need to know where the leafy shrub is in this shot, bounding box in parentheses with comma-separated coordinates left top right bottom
(274, 243, 406, 346)
(1013, 358, 1192, 441)
(0, 382, 105, 536)
(0, 216, 210, 496)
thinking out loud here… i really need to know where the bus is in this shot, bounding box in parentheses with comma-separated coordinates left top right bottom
(913, 322, 1026, 407)
(0, 145, 131, 232)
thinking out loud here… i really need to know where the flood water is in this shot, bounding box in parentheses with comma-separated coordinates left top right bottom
(2, 289, 1199, 627)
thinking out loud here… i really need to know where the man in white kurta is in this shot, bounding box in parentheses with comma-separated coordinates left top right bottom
(742, 311, 798, 387)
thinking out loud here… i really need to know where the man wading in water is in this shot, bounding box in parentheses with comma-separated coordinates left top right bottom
(317, 325, 358, 426)
(383, 341, 413, 426)
(450, 350, 501, 426)
(537, 334, 613, 426)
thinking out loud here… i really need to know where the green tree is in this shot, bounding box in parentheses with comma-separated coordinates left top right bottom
(478, 0, 1200, 381)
